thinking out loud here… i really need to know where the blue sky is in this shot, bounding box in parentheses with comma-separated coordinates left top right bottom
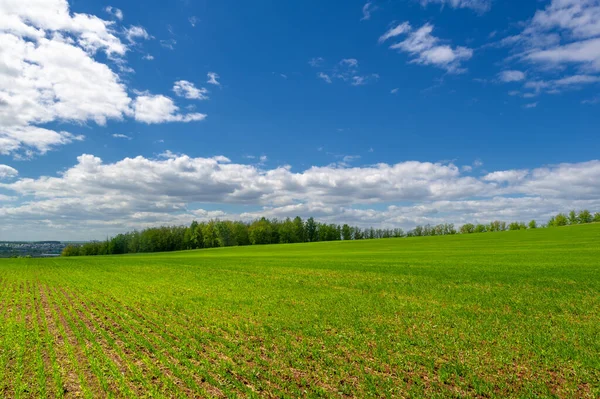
(1, 0, 600, 240)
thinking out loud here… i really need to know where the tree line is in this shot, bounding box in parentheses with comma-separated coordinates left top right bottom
(61, 210, 600, 256)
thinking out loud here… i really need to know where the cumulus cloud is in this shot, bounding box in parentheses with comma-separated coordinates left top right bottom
(104, 6, 123, 21)
(0, 0, 206, 158)
(2, 153, 600, 239)
(132, 95, 207, 123)
(499, 70, 526, 82)
(0, 165, 18, 179)
(381, 23, 473, 73)
(173, 80, 209, 100)
(125, 25, 150, 43)
(483, 170, 529, 183)
(112, 134, 131, 140)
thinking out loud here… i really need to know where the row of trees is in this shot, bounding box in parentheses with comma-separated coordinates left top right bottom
(61, 210, 600, 256)
(547, 209, 600, 227)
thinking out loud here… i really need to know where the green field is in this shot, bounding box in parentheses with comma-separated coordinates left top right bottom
(0, 224, 599, 398)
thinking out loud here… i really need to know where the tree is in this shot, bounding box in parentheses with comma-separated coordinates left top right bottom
(509, 222, 527, 231)
(354, 227, 363, 240)
(554, 213, 568, 226)
(293, 216, 306, 243)
(216, 220, 234, 247)
(278, 218, 297, 244)
(305, 217, 317, 242)
(61, 245, 80, 256)
(341, 224, 353, 240)
(460, 223, 475, 234)
(202, 221, 220, 248)
(231, 221, 250, 246)
(475, 224, 487, 233)
(578, 210, 593, 224)
(528, 220, 537, 229)
(249, 218, 273, 245)
(568, 210, 578, 225)
(594, 213, 600, 223)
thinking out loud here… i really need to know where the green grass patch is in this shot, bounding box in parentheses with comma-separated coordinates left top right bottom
(0, 224, 599, 397)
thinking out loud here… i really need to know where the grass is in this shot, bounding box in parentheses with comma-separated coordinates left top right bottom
(0, 224, 599, 398)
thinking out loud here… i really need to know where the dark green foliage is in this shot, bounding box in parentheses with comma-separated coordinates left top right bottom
(460, 223, 475, 234)
(509, 222, 527, 231)
(341, 224, 353, 240)
(568, 210, 578, 225)
(529, 220, 537, 229)
(474, 224, 487, 233)
(61, 244, 81, 257)
(554, 213, 569, 227)
(578, 210, 592, 224)
(62, 209, 600, 257)
(305, 217, 318, 242)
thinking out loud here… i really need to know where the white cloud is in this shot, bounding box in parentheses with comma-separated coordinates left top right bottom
(379, 22, 411, 44)
(309, 57, 324, 67)
(189, 16, 198, 27)
(499, 70, 526, 82)
(318, 72, 332, 83)
(142, 54, 154, 60)
(523, 102, 538, 108)
(483, 170, 528, 183)
(361, 2, 377, 21)
(0, 31, 126, 156)
(125, 25, 150, 43)
(351, 74, 379, 86)
(132, 95, 207, 123)
(317, 58, 378, 86)
(207, 72, 220, 86)
(0, 165, 18, 179)
(526, 38, 600, 71)
(104, 6, 123, 21)
(531, 0, 600, 40)
(524, 75, 600, 95)
(112, 133, 131, 140)
(420, 0, 491, 12)
(0, 0, 126, 55)
(503, 0, 600, 75)
(391, 88, 399, 94)
(340, 58, 359, 68)
(173, 80, 209, 100)
(582, 96, 600, 104)
(160, 39, 176, 50)
(0, 0, 201, 157)
(384, 23, 473, 73)
(2, 155, 600, 239)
